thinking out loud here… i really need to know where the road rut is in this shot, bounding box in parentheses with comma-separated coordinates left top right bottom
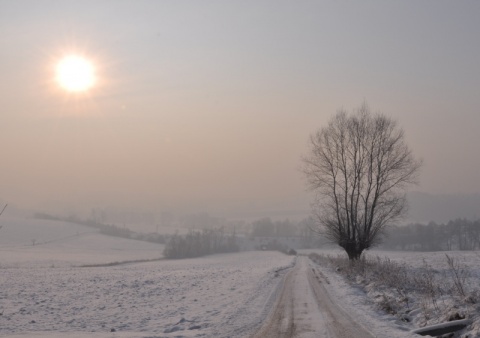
(253, 256, 375, 338)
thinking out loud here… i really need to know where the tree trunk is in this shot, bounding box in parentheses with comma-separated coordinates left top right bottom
(343, 243, 364, 260)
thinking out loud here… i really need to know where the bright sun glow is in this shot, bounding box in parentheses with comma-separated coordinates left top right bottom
(55, 55, 96, 92)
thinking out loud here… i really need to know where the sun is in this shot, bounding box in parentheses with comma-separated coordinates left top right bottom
(55, 55, 96, 92)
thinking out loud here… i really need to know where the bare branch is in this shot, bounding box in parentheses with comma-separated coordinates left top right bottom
(302, 103, 421, 259)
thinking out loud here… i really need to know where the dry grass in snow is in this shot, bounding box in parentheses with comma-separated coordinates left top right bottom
(309, 250, 480, 337)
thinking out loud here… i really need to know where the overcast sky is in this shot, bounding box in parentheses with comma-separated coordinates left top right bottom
(1, 1, 479, 217)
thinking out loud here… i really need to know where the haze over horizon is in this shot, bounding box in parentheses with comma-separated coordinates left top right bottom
(1, 1, 480, 220)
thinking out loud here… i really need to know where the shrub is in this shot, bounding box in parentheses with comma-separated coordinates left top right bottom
(163, 228, 239, 259)
(309, 252, 479, 329)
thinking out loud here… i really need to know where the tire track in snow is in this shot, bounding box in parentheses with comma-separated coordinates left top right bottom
(253, 256, 375, 338)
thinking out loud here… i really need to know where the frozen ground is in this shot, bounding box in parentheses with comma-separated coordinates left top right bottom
(0, 251, 294, 337)
(0, 217, 164, 268)
(369, 249, 480, 277)
(2, 217, 478, 337)
(305, 247, 480, 337)
(0, 217, 294, 337)
(254, 256, 377, 338)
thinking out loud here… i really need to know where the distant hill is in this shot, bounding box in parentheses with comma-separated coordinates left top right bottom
(407, 191, 480, 224)
(0, 216, 163, 268)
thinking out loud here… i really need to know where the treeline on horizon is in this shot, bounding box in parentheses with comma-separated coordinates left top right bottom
(33, 211, 317, 240)
(163, 228, 239, 259)
(382, 218, 480, 251)
(34, 211, 480, 252)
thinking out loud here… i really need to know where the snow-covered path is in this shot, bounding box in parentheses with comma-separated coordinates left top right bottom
(253, 256, 375, 338)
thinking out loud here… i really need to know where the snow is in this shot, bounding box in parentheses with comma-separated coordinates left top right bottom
(2, 216, 477, 337)
(305, 247, 480, 338)
(368, 249, 480, 278)
(0, 217, 294, 337)
(306, 258, 419, 338)
(0, 251, 294, 337)
(0, 217, 164, 268)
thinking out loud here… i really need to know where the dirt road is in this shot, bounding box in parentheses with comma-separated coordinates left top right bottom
(253, 256, 375, 338)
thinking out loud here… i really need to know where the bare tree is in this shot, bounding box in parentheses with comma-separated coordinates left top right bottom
(302, 103, 421, 259)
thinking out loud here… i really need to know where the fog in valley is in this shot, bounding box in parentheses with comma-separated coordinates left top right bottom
(1, 1, 480, 337)
(2, 1, 480, 226)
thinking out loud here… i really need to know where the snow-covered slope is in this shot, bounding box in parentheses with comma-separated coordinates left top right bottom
(0, 217, 295, 337)
(0, 217, 163, 268)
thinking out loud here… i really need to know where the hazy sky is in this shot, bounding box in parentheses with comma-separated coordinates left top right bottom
(1, 1, 480, 217)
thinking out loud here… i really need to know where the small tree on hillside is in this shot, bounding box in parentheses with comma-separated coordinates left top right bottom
(302, 103, 421, 260)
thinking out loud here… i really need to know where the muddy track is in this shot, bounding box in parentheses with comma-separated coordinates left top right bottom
(252, 256, 375, 338)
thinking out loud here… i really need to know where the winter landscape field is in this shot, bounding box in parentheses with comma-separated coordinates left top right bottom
(308, 248, 480, 337)
(0, 216, 479, 338)
(0, 216, 295, 337)
(3, 1, 480, 337)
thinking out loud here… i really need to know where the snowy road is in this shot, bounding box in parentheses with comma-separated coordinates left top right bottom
(253, 256, 375, 338)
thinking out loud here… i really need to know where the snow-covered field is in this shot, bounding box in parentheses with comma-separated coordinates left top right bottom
(0, 217, 294, 337)
(0, 217, 164, 268)
(369, 249, 480, 277)
(2, 216, 478, 337)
